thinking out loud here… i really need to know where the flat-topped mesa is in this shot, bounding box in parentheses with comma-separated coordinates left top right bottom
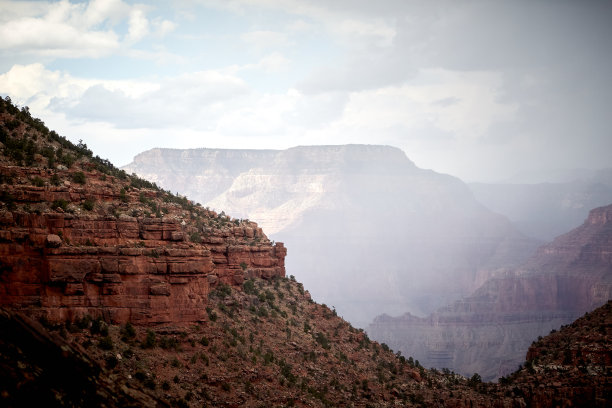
(0, 97, 286, 325)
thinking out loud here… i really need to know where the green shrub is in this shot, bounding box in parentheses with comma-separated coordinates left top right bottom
(243, 279, 256, 295)
(31, 176, 45, 187)
(141, 330, 156, 348)
(120, 322, 136, 341)
(72, 171, 86, 184)
(119, 188, 128, 203)
(51, 199, 69, 211)
(315, 332, 331, 350)
(159, 336, 179, 350)
(98, 336, 114, 350)
(82, 198, 95, 211)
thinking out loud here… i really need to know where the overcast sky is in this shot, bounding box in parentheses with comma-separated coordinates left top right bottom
(0, 0, 610, 182)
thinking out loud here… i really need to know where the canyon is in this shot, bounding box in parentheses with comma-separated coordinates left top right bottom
(123, 146, 540, 326)
(1, 96, 609, 407)
(368, 204, 612, 380)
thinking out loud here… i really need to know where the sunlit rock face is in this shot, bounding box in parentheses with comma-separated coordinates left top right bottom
(124, 145, 539, 327)
(368, 204, 612, 381)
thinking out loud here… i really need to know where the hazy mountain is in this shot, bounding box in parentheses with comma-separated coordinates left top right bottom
(368, 203, 612, 381)
(469, 168, 612, 240)
(123, 145, 540, 327)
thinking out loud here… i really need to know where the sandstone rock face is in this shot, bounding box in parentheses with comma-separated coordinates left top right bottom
(0, 165, 285, 325)
(368, 204, 612, 381)
(123, 145, 540, 326)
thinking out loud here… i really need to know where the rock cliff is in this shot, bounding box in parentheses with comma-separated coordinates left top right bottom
(368, 204, 612, 381)
(0, 97, 285, 325)
(123, 145, 540, 326)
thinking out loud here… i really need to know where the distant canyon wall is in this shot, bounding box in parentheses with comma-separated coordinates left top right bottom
(368, 204, 612, 380)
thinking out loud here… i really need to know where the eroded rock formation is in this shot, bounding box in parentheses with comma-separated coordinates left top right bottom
(0, 100, 285, 325)
(0, 173, 286, 324)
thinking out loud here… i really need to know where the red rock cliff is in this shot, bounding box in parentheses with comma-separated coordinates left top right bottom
(0, 100, 286, 325)
(0, 208, 286, 325)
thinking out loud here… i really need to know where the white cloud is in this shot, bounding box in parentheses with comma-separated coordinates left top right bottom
(241, 30, 292, 52)
(0, 0, 173, 58)
(152, 18, 176, 36)
(0, 63, 519, 173)
(127, 8, 149, 42)
(234, 52, 291, 73)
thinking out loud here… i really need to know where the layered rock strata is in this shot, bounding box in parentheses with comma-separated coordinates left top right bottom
(369, 204, 612, 380)
(0, 116, 285, 325)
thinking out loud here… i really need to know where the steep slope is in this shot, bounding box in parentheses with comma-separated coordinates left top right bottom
(469, 169, 612, 241)
(123, 146, 540, 326)
(0, 96, 286, 324)
(500, 300, 612, 407)
(368, 204, 612, 381)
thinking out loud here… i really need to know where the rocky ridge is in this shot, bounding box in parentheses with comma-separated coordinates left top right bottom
(0, 96, 286, 325)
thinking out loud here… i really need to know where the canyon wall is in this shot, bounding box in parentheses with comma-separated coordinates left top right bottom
(0, 166, 285, 325)
(368, 204, 612, 380)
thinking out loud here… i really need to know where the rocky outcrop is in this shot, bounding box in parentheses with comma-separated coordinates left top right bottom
(0, 205, 285, 325)
(123, 145, 541, 326)
(0, 101, 285, 326)
(368, 204, 612, 381)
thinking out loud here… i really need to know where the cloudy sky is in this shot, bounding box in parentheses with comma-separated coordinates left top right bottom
(0, 0, 610, 182)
